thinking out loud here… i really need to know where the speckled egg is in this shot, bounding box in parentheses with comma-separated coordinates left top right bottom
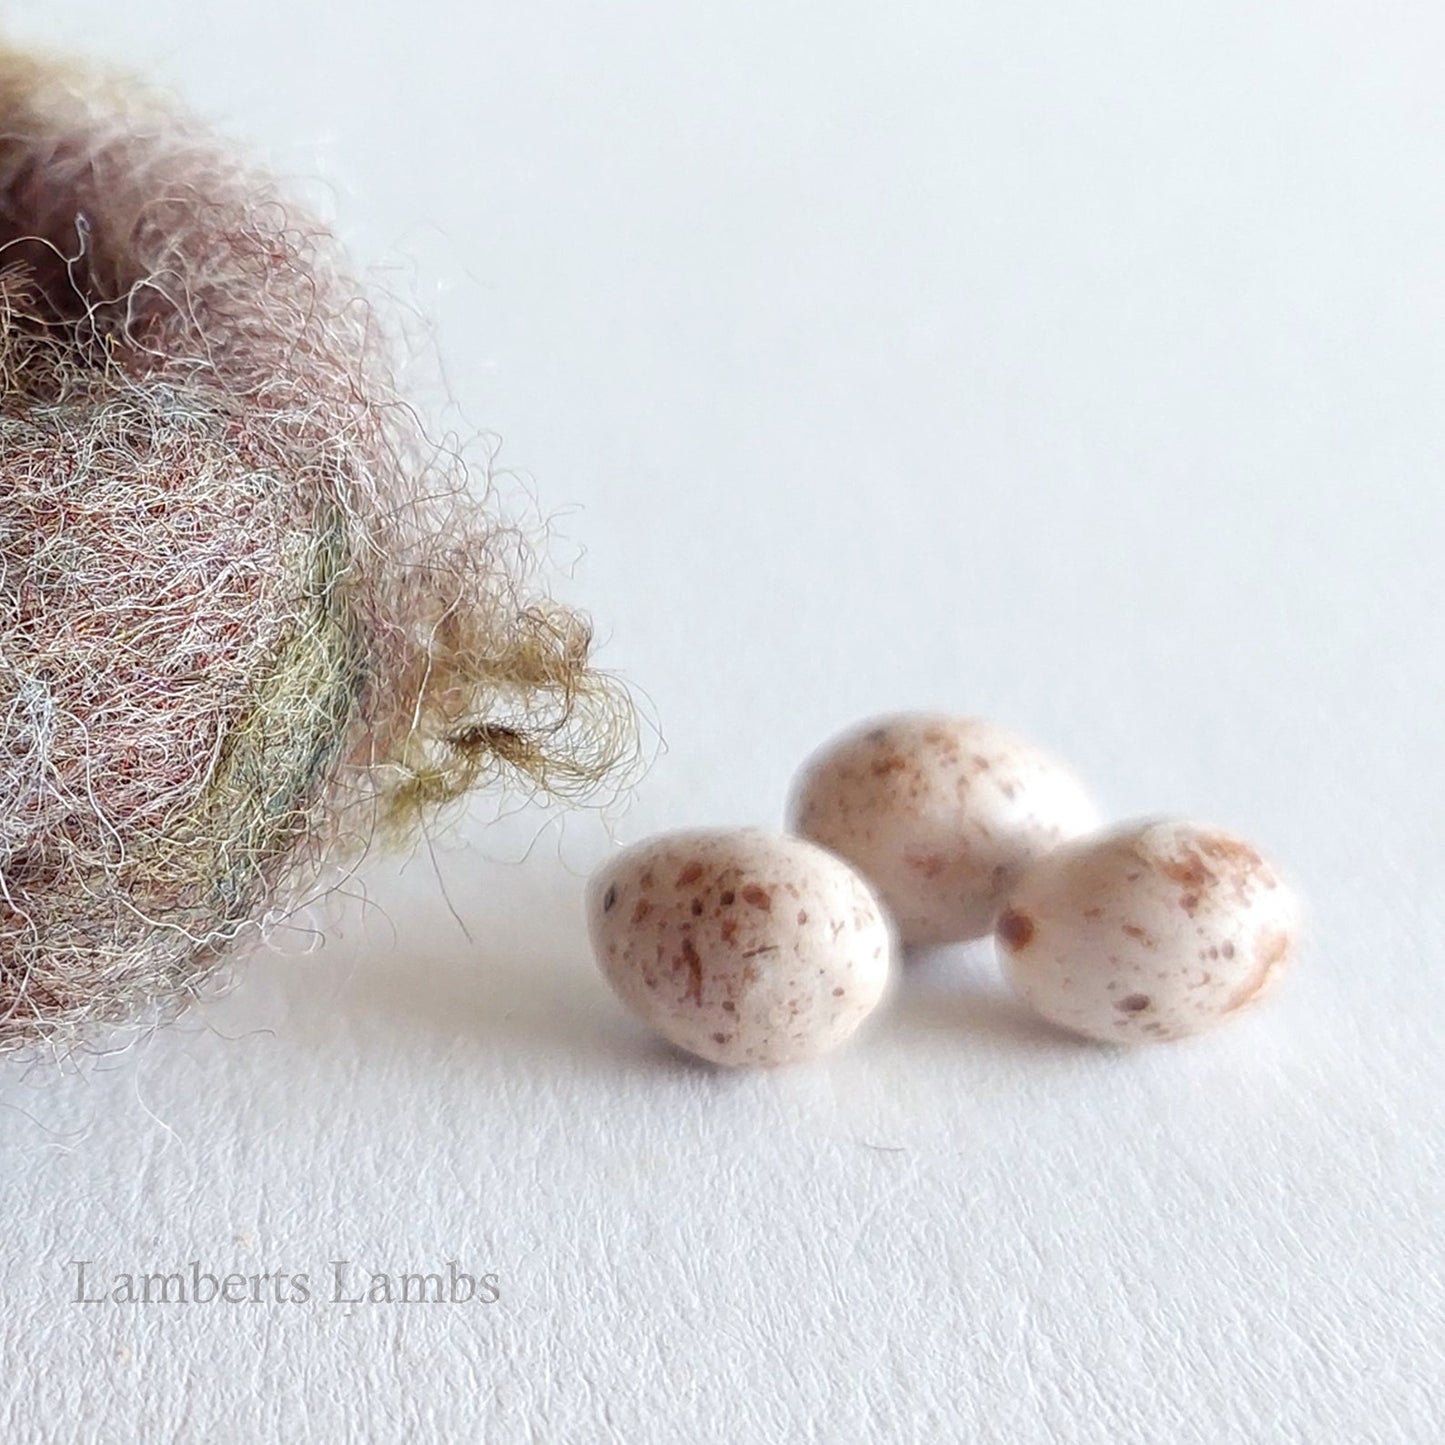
(586, 828, 893, 1066)
(788, 715, 1100, 946)
(996, 819, 1301, 1044)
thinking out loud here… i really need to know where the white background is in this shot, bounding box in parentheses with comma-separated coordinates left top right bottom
(2, 3, 1441, 1441)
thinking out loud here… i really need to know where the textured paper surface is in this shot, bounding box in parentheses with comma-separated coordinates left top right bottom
(2, 3, 1440, 1441)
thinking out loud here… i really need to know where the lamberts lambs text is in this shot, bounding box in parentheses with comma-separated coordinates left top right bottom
(68, 1260, 500, 1306)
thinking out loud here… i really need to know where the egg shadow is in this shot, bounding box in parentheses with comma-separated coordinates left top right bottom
(883, 939, 1094, 1056)
(245, 844, 1097, 1075)
(235, 846, 669, 1075)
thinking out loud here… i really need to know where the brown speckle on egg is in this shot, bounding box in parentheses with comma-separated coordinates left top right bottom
(997, 909, 1036, 950)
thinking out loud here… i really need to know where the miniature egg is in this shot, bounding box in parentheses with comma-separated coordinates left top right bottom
(586, 828, 893, 1066)
(788, 714, 1099, 946)
(996, 819, 1301, 1044)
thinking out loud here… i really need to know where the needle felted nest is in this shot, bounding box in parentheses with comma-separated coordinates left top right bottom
(0, 46, 629, 1054)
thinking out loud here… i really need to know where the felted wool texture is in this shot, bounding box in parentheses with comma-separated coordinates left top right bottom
(0, 46, 630, 1054)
